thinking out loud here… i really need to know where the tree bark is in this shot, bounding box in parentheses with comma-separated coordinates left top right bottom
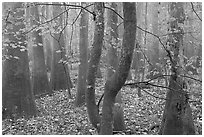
(148, 2, 161, 80)
(44, 4, 53, 73)
(50, 3, 73, 96)
(106, 2, 125, 131)
(86, 2, 104, 131)
(29, 3, 51, 96)
(75, 2, 89, 107)
(133, 2, 143, 97)
(2, 2, 37, 118)
(159, 2, 195, 135)
(100, 2, 136, 134)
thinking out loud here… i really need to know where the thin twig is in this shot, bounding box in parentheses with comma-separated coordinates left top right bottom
(137, 42, 153, 66)
(24, 7, 70, 34)
(140, 88, 167, 100)
(35, 3, 94, 15)
(190, 2, 202, 21)
(104, 5, 123, 20)
(179, 74, 202, 83)
(25, 3, 93, 34)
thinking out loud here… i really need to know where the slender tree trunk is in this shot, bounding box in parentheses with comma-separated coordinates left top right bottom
(2, 2, 36, 118)
(28, 3, 51, 96)
(149, 2, 161, 80)
(86, 2, 104, 132)
(100, 3, 136, 134)
(75, 2, 89, 107)
(44, 4, 53, 74)
(159, 2, 195, 135)
(143, 2, 148, 80)
(134, 2, 143, 97)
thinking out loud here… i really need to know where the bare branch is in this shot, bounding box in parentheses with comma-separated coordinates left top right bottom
(72, 9, 82, 25)
(25, 3, 93, 35)
(179, 74, 202, 83)
(35, 3, 94, 16)
(24, 7, 70, 34)
(140, 88, 167, 100)
(137, 42, 153, 66)
(104, 5, 124, 20)
(190, 2, 202, 21)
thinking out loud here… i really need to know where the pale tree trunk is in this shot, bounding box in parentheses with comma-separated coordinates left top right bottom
(75, 2, 89, 107)
(142, 2, 148, 82)
(159, 2, 195, 135)
(2, 2, 36, 118)
(149, 2, 161, 80)
(43, 4, 53, 76)
(51, 3, 73, 96)
(100, 2, 136, 134)
(106, 2, 125, 131)
(86, 2, 104, 132)
(133, 2, 143, 97)
(28, 3, 51, 96)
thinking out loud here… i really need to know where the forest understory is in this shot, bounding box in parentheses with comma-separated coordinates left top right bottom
(2, 2, 202, 135)
(2, 69, 202, 135)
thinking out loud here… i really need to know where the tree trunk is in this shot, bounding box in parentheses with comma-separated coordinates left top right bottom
(133, 2, 143, 97)
(100, 3, 136, 134)
(2, 2, 37, 119)
(148, 2, 161, 80)
(28, 3, 51, 96)
(159, 2, 195, 135)
(85, 2, 104, 132)
(44, 4, 53, 73)
(75, 2, 89, 107)
(106, 2, 125, 131)
(50, 3, 73, 96)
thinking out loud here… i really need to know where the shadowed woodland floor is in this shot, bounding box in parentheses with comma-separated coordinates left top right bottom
(2, 69, 202, 135)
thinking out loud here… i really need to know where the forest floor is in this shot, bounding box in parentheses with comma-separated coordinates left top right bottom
(2, 70, 202, 135)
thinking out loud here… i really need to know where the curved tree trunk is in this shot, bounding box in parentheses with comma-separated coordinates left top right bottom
(75, 2, 89, 107)
(85, 2, 104, 132)
(100, 3, 136, 134)
(2, 2, 36, 119)
(159, 2, 195, 135)
(106, 2, 125, 131)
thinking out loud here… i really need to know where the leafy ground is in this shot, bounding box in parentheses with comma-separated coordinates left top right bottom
(2, 71, 202, 135)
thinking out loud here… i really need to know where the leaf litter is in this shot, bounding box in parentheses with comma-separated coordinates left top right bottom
(2, 78, 202, 135)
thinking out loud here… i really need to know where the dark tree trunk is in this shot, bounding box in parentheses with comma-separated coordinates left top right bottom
(2, 2, 37, 119)
(106, 2, 125, 131)
(100, 2, 136, 134)
(159, 2, 195, 135)
(75, 2, 89, 107)
(85, 2, 104, 131)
